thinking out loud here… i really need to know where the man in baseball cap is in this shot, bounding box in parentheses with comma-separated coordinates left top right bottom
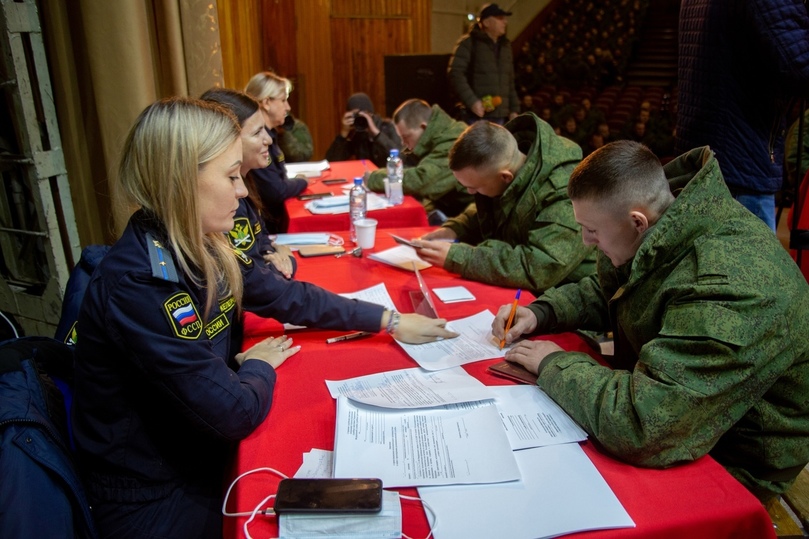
(478, 3, 512, 21)
(448, 3, 519, 124)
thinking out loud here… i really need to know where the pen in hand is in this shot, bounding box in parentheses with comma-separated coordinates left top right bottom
(499, 289, 522, 350)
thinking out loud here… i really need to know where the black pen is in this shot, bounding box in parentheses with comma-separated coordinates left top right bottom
(325, 331, 373, 344)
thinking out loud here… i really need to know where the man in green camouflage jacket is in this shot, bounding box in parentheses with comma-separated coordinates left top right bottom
(494, 140, 809, 501)
(416, 113, 596, 294)
(366, 100, 473, 221)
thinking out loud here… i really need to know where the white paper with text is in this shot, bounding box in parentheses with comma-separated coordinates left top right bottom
(333, 397, 519, 487)
(325, 366, 495, 409)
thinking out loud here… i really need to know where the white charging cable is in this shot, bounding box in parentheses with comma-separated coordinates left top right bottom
(399, 493, 438, 539)
(222, 467, 290, 539)
(223, 468, 438, 539)
(222, 466, 289, 518)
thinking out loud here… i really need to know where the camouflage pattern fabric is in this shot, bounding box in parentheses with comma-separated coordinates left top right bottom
(531, 146, 809, 501)
(276, 118, 313, 163)
(367, 105, 473, 218)
(441, 113, 596, 293)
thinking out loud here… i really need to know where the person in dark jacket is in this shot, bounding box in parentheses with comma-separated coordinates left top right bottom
(202, 88, 297, 279)
(675, 0, 809, 231)
(243, 71, 313, 234)
(245, 70, 314, 164)
(73, 97, 300, 539)
(448, 3, 520, 124)
(324, 92, 401, 168)
(202, 88, 459, 343)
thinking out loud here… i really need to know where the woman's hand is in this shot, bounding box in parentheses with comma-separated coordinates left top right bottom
(393, 313, 459, 344)
(263, 244, 294, 279)
(235, 335, 299, 369)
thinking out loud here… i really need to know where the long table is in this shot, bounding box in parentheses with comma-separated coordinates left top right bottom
(226, 227, 775, 539)
(286, 160, 429, 232)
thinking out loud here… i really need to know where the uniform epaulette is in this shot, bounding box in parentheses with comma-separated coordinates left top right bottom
(146, 232, 179, 282)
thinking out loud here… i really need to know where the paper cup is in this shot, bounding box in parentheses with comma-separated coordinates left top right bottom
(354, 218, 378, 249)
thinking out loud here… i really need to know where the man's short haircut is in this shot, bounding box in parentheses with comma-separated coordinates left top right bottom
(449, 121, 519, 173)
(568, 140, 673, 215)
(393, 99, 431, 128)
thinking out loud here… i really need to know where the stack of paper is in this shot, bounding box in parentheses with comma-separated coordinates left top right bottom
(433, 286, 475, 303)
(285, 159, 330, 177)
(324, 362, 631, 537)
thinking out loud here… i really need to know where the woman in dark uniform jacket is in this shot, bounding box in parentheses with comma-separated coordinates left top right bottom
(244, 71, 311, 233)
(72, 98, 299, 538)
(202, 88, 459, 342)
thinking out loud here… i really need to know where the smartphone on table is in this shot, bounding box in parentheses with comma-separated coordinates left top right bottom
(273, 478, 383, 514)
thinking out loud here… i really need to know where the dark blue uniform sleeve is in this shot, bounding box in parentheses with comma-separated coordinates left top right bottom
(238, 256, 385, 332)
(100, 271, 275, 441)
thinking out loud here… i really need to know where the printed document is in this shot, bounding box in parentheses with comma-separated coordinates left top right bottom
(333, 397, 520, 488)
(397, 310, 504, 371)
(338, 282, 397, 310)
(489, 385, 587, 450)
(418, 443, 635, 539)
(325, 366, 495, 409)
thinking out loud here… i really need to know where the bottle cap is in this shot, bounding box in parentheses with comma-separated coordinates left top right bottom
(390, 149, 399, 157)
(353, 177, 363, 185)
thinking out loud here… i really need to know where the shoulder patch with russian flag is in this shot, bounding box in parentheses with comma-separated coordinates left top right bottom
(163, 292, 203, 339)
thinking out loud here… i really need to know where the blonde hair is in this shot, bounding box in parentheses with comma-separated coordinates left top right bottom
(117, 97, 244, 318)
(245, 71, 292, 102)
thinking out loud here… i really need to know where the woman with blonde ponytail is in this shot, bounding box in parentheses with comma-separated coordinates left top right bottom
(73, 97, 299, 538)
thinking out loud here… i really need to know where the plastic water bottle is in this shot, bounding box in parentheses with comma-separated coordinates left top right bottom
(348, 177, 367, 243)
(386, 149, 404, 205)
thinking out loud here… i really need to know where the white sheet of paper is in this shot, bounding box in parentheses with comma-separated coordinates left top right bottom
(432, 286, 476, 303)
(285, 159, 330, 177)
(489, 385, 587, 450)
(305, 192, 391, 214)
(368, 245, 432, 271)
(338, 282, 397, 310)
(397, 310, 503, 371)
(333, 397, 520, 488)
(325, 366, 495, 409)
(418, 443, 635, 539)
(294, 448, 334, 478)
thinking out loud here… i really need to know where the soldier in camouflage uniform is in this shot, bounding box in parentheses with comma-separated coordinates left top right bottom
(276, 115, 313, 163)
(494, 140, 809, 501)
(416, 113, 596, 294)
(366, 100, 473, 220)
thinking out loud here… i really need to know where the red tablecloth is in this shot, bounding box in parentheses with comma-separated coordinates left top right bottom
(225, 228, 775, 539)
(286, 161, 429, 232)
(789, 169, 809, 282)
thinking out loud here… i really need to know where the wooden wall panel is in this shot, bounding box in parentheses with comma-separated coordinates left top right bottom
(220, 0, 432, 159)
(294, 0, 334, 161)
(329, 17, 413, 122)
(216, 0, 264, 92)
